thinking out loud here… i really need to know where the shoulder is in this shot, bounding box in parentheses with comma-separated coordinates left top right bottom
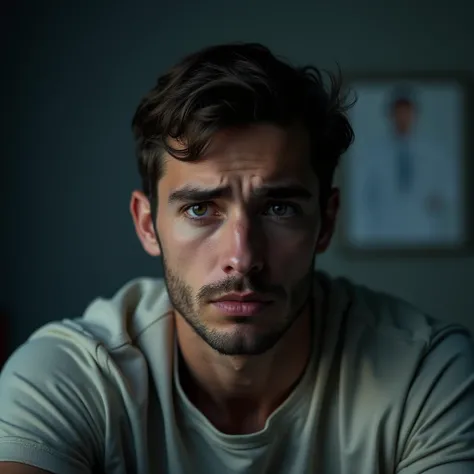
(0, 275, 168, 393)
(320, 275, 474, 470)
(342, 277, 469, 347)
(62, 276, 171, 350)
(0, 277, 172, 470)
(322, 273, 473, 395)
(2, 276, 173, 397)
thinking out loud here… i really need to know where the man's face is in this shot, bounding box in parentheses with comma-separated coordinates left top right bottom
(392, 102, 416, 136)
(139, 124, 338, 355)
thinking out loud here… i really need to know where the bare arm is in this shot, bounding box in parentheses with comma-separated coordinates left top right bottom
(0, 462, 52, 473)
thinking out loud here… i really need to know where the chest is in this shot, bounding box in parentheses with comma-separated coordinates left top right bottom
(139, 391, 401, 474)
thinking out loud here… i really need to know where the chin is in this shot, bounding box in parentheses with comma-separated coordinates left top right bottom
(200, 325, 286, 356)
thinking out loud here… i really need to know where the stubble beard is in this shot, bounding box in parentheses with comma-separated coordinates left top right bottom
(161, 253, 314, 356)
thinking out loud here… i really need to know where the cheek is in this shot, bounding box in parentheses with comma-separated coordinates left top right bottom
(160, 214, 205, 249)
(161, 218, 217, 272)
(264, 224, 319, 275)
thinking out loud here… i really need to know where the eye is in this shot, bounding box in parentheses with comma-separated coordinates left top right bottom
(184, 203, 212, 219)
(264, 203, 298, 218)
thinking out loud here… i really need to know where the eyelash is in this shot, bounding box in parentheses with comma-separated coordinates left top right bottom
(182, 202, 301, 222)
(182, 203, 220, 220)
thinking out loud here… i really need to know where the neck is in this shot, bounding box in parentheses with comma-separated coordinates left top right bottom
(175, 290, 321, 435)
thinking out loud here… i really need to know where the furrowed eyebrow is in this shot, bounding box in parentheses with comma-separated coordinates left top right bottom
(168, 185, 232, 204)
(167, 182, 314, 204)
(253, 183, 313, 200)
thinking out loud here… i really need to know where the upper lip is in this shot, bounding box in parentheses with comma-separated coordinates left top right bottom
(212, 292, 271, 303)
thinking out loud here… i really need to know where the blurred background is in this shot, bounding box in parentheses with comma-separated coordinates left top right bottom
(1, 0, 474, 361)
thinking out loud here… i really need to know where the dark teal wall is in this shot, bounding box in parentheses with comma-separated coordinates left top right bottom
(2, 0, 474, 353)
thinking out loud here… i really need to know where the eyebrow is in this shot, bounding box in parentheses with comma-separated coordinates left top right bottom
(167, 182, 314, 204)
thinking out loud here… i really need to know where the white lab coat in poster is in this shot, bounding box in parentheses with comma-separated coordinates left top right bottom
(349, 133, 462, 246)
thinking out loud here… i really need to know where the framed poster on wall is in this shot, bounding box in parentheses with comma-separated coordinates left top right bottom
(340, 72, 472, 254)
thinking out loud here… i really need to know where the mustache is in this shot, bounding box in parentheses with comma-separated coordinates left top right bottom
(196, 276, 283, 302)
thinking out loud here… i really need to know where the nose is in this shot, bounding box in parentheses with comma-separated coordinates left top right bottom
(220, 213, 264, 277)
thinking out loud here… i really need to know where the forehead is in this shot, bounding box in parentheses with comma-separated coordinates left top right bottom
(159, 123, 316, 193)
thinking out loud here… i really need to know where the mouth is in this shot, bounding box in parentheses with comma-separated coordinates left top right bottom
(211, 293, 272, 316)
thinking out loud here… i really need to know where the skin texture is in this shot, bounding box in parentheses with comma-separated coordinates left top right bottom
(0, 462, 52, 473)
(130, 123, 339, 434)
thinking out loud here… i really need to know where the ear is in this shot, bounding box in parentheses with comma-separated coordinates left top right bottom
(315, 188, 340, 254)
(130, 190, 161, 257)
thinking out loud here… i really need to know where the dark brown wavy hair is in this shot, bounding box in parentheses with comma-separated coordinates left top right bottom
(132, 42, 355, 212)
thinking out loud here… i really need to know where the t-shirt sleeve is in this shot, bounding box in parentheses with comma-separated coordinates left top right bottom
(396, 329, 474, 473)
(0, 335, 107, 474)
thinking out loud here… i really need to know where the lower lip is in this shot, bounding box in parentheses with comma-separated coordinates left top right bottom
(212, 301, 270, 316)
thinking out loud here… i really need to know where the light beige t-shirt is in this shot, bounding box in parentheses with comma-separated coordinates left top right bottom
(1, 273, 474, 474)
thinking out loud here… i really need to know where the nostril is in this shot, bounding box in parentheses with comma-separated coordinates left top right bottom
(223, 265, 235, 274)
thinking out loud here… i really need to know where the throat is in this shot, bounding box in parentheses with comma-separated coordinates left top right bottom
(178, 347, 308, 435)
(189, 391, 291, 435)
(203, 400, 269, 435)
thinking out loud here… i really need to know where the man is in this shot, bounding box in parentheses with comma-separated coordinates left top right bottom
(0, 43, 473, 474)
(351, 89, 460, 246)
